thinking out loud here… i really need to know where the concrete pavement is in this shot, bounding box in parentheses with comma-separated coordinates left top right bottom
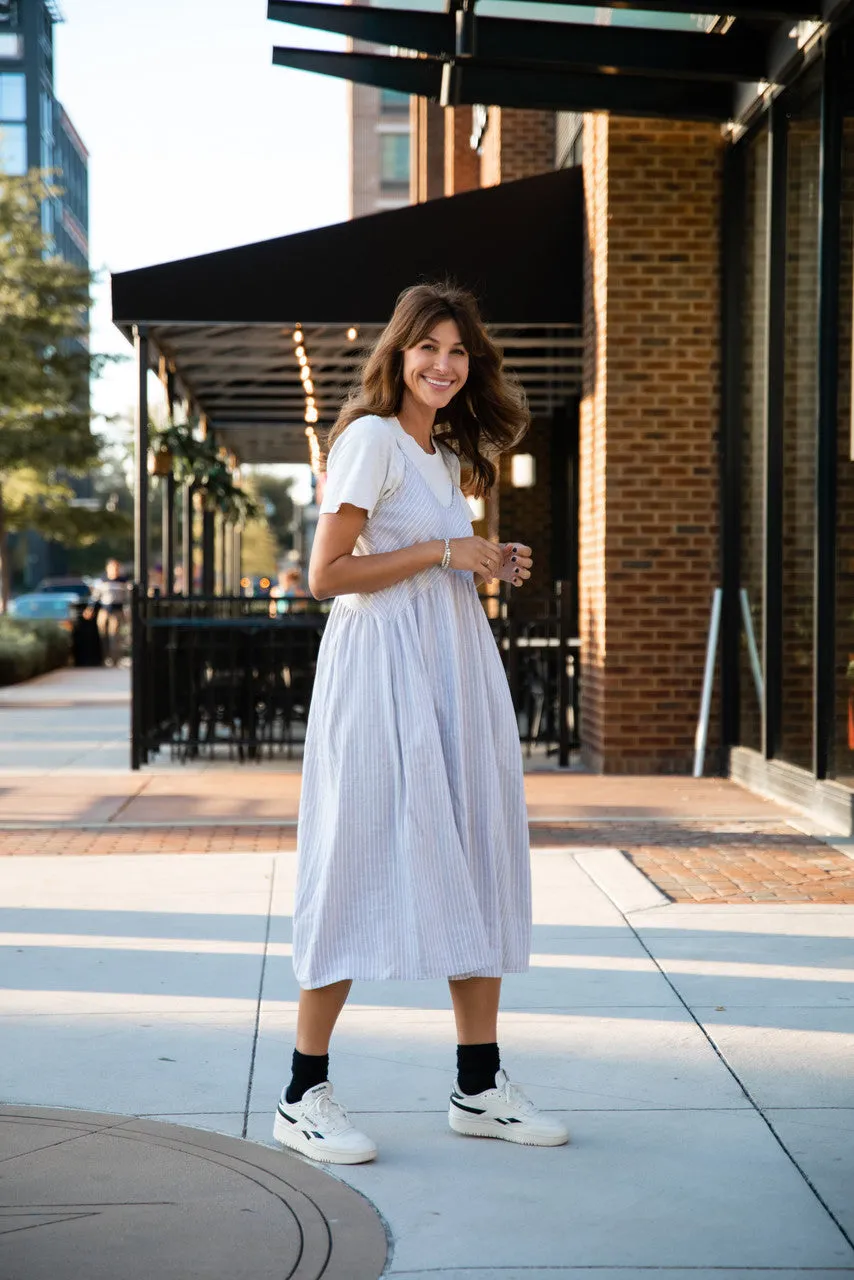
(1, 844, 853, 1276)
(1, 667, 853, 1277)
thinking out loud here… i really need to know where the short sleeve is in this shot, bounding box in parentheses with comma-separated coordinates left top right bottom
(319, 416, 398, 517)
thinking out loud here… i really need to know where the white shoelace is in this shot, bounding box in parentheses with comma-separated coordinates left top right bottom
(499, 1076, 538, 1116)
(303, 1087, 353, 1134)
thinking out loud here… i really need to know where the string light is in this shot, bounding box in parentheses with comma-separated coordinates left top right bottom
(346, 327, 358, 342)
(291, 324, 321, 472)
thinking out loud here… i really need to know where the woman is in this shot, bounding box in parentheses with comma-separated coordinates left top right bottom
(273, 283, 568, 1163)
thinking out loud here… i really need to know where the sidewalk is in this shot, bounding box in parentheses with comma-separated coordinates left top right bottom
(1, 668, 853, 1277)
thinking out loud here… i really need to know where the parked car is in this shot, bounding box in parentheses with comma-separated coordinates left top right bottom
(8, 593, 80, 632)
(35, 576, 93, 601)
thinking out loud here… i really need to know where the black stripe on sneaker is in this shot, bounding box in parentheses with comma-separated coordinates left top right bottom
(277, 1107, 297, 1124)
(451, 1097, 487, 1116)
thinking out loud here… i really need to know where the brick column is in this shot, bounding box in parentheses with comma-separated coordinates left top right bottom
(411, 96, 445, 203)
(580, 116, 723, 773)
(444, 106, 480, 195)
(480, 108, 556, 186)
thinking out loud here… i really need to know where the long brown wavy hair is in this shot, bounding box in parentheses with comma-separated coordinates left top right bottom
(324, 282, 529, 498)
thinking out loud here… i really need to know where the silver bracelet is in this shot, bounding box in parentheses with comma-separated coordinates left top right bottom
(440, 537, 451, 570)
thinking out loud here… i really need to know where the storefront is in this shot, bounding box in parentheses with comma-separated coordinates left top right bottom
(725, 34, 854, 826)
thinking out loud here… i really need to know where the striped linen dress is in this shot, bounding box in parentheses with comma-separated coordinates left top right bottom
(292, 415, 532, 989)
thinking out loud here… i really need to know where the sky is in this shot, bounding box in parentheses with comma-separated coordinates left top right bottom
(54, 0, 350, 502)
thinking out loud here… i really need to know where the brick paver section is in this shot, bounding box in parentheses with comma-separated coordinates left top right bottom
(1, 818, 853, 904)
(532, 822, 854, 904)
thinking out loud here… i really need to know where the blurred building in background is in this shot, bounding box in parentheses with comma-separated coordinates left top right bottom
(348, 0, 411, 216)
(0, 0, 91, 589)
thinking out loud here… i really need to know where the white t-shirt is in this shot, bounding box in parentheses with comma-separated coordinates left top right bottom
(319, 415, 461, 517)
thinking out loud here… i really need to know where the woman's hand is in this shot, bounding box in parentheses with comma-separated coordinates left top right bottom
(496, 542, 532, 588)
(449, 535, 504, 581)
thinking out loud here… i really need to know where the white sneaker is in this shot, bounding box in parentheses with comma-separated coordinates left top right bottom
(449, 1069, 569, 1147)
(273, 1081, 377, 1165)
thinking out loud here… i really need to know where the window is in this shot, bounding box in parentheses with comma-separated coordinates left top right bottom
(832, 78, 854, 782)
(0, 71, 25, 120)
(0, 33, 22, 56)
(778, 87, 821, 771)
(737, 125, 769, 753)
(380, 133, 409, 186)
(0, 122, 26, 173)
(380, 88, 409, 113)
(40, 88, 53, 171)
(0, 0, 18, 26)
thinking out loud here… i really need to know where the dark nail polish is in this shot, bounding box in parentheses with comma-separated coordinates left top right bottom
(511, 555, 517, 562)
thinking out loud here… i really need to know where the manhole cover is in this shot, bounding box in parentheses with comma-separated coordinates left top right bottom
(0, 1107, 388, 1280)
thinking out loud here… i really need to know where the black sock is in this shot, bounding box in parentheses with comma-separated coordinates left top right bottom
(456, 1042, 501, 1096)
(285, 1049, 329, 1104)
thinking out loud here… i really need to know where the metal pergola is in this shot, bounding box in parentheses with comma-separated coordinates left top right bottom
(267, 0, 854, 125)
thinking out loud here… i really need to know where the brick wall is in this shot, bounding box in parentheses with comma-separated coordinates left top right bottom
(498, 418, 554, 594)
(480, 108, 556, 186)
(579, 115, 723, 773)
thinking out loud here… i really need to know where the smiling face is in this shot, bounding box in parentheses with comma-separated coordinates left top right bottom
(401, 317, 470, 418)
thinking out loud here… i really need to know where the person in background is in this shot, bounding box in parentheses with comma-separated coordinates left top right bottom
(270, 566, 309, 615)
(90, 558, 130, 666)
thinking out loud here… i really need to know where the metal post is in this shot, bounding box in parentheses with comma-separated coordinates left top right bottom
(133, 326, 149, 589)
(132, 328, 149, 772)
(202, 506, 215, 596)
(694, 589, 722, 778)
(558, 579, 571, 768)
(130, 582, 142, 770)
(220, 517, 230, 596)
(163, 472, 176, 596)
(233, 525, 243, 592)
(814, 34, 843, 779)
(182, 481, 193, 597)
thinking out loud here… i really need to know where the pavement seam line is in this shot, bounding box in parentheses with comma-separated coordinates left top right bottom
(242, 856, 276, 1140)
(0, 815, 791, 833)
(569, 851, 854, 1259)
(105, 778, 152, 825)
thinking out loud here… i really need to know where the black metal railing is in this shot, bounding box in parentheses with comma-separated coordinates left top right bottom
(131, 589, 329, 766)
(487, 580, 580, 767)
(131, 583, 581, 767)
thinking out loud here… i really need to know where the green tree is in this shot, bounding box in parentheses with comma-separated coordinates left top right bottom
(0, 170, 124, 609)
(250, 470, 296, 559)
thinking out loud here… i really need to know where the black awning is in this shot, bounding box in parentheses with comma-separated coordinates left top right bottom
(111, 168, 583, 465)
(111, 166, 582, 331)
